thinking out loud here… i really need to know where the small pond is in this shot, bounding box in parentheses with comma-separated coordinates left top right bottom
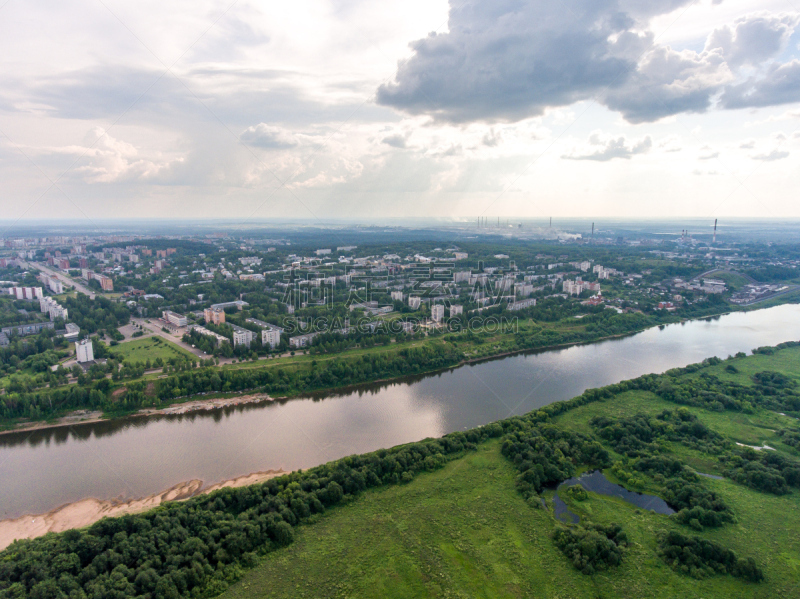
(552, 470, 675, 523)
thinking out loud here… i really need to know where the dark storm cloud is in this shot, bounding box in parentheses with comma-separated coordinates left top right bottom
(376, 0, 690, 123)
(377, 0, 800, 123)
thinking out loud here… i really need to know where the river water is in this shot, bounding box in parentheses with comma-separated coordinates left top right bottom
(1, 304, 799, 519)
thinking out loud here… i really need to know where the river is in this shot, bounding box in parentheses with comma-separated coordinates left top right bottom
(1, 304, 799, 520)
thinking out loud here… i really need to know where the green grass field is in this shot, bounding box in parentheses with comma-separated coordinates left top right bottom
(219, 347, 800, 599)
(112, 337, 195, 364)
(710, 271, 751, 291)
(221, 438, 800, 599)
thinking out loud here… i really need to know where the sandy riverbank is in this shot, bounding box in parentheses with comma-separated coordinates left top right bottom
(0, 468, 286, 551)
(0, 394, 275, 437)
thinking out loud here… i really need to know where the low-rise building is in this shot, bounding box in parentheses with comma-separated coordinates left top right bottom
(162, 310, 188, 327)
(62, 322, 80, 341)
(1, 321, 54, 337)
(8, 286, 43, 300)
(204, 307, 226, 325)
(40, 275, 64, 294)
(210, 300, 248, 311)
(289, 331, 318, 348)
(508, 298, 537, 311)
(191, 325, 230, 346)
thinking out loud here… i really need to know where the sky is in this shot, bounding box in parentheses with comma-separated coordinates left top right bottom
(1, 0, 799, 226)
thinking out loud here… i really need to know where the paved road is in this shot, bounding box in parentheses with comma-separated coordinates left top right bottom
(21, 261, 96, 298)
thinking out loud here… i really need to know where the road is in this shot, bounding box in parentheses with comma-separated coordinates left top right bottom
(20, 261, 96, 298)
(738, 285, 800, 307)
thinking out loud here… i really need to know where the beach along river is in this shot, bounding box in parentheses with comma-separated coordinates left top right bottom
(1, 304, 799, 522)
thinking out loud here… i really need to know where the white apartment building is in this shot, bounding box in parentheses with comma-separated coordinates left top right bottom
(449, 305, 463, 317)
(563, 280, 585, 296)
(9, 286, 43, 300)
(431, 304, 445, 322)
(40, 296, 68, 321)
(289, 332, 318, 348)
(246, 318, 284, 349)
(408, 296, 421, 310)
(514, 283, 534, 297)
(230, 324, 255, 348)
(75, 338, 94, 363)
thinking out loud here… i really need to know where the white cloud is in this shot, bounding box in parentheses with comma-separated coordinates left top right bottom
(563, 132, 653, 161)
(752, 149, 790, 160)
(39, 127, 180, 183)
(241, 124, 300, 149)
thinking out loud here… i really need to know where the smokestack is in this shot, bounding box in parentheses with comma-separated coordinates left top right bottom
(549, 217, 552, 228)
(713, 219, 717, 244)
(591, 222, 594, 238)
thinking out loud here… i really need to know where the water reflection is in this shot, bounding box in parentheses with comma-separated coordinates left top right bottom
(558, 471, 675, 515)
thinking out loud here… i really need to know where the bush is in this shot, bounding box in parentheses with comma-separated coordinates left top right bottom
(564, 484, 588, 501)
(657, 531, 764, 582)
(552, 522, 628, 574)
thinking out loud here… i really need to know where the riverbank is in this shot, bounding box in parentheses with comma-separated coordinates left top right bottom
(0, 394, 275, 437)
(0, 468, 286, 551)
(0, 307, 779, 437)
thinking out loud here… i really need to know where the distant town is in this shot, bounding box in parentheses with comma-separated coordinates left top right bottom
(0, 222, 798, 411)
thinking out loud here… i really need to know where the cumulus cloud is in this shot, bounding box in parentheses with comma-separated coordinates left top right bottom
(482, 128, 503, 147)
(563, 132, 652, 161)
(377, 1, 800, 123)
(603, 46, 731, 123)
(39, 127, 180, 183)
(658, 135, 683, 152)
(377, 0, 671, 123)
(706, 13, 799, 68)
(721, 60, 800, 108)
(698, 146, 720, 160)
(240, 124, 301, 149)
(752, 149, 790, 160)
(381, 132, 410, 148)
